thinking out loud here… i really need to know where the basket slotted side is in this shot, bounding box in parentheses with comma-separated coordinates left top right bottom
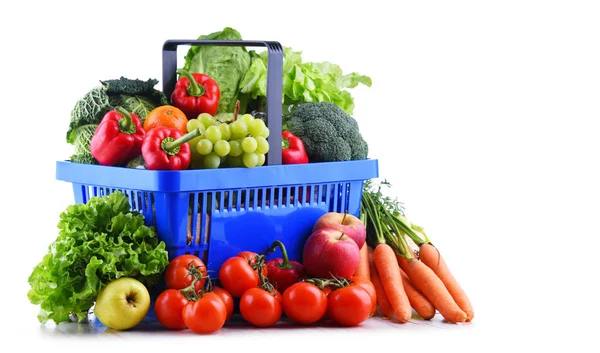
(58, 159, 378, 277)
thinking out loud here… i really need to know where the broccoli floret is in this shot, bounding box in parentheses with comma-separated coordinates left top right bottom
(286, 102, 369, 162)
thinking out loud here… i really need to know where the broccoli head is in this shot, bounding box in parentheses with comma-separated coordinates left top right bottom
(286, 102, 369, 162)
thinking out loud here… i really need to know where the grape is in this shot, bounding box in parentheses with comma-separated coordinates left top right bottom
(214, 140, 231, 157)
(241, 137, 258, 153)
(230, 120, 249, 140)
(229, 140, 243, 157)
(205, 125, 222, 143)
(189, 136, 203, 151)
(199, 113, 216, 127)
(243, 152, 259, 168)
(218, 123, 232, 141)
(249, 119, 266, 137)
(187, 119, 201, 132)
(196, 139, 213, 155)
(203, 152, 220, 169)
(240, 114, 255, 125)
(257, 153, 266, 166)
(260, 127, 270, 138)
(227, 155, 243, 168)
(255, 136, 269, 154)
(191, 154, 204, 169)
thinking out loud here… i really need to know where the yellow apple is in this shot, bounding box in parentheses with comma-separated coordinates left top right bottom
(94, 277, 150, 330)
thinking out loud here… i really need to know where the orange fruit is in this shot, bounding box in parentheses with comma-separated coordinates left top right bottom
(143, 105, 188, 134)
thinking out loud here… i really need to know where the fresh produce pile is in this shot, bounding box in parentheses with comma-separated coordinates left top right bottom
(66, 27, 370, 170)
(29, 27, 474, 333)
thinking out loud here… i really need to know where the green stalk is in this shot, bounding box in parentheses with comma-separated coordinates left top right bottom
(392, 215, 427, 246)
(268, 240, 294, 269)
(363, 192, 386, 245)
(115, 106, 136, 134)
(162, 128, 202, 155)
(176, 69, 205, 97)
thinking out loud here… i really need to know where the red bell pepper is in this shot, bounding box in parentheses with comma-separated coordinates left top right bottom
(282, 131, 309, 164)
(171, 69, 220, 118)
(90, 106, 145, 166)
(141, 126, 202, 170)
(266, 240, 306, 293)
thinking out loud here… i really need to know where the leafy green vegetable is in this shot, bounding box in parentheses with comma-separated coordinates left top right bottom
(69, 124, 98, 164)
(240, 47, 371, 115)
(66, 87, 112, 144)
(27, 191, 169, 324)
(102, 77, 169, 123)
(66, 77, 168, 164)
(183, 28, 370, 115)
(111, 95, 158, 122)
(183, 27, 251, 114)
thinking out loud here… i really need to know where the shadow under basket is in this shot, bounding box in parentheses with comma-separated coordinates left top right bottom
(56, 159, 378, 277)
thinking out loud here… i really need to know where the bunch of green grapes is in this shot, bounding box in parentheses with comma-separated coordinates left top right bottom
(187, 113, 270, 169)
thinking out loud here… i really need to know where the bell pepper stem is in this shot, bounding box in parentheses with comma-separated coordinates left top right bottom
(176, 69, 205, 97)
(282, 137, 290, 149)
(268, 240, 294, 269)
(115, 106, 135, 134)
(163, 128, 202, 154)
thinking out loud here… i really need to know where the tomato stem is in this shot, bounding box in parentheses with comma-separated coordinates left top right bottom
(177, 261, 209, 301)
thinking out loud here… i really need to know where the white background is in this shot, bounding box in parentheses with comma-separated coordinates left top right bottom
(1, 0, 599, 351)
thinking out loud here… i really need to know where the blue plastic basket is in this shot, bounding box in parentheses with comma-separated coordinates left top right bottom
(56, 39, 379, 276)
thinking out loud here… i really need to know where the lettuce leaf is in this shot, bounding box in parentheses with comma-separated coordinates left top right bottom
(239, 47, 371, 115)
(27, 192, 169, 324)
(183, 27, 251, 114)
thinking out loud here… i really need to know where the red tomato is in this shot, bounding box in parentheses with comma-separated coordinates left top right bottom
(238, 251, 260, 265)
(154, 289, 189, 330)
(237, 251, 268, 277)
(327, 285, 372, 326)
(240, 287, 282, 327)
(165, 254, 207, 293)
(351, 277, 377, 315)
(219, 257, 259, 297)
(282, 282, 327, 324)
(182, 292, 227, 334)
(213, 286, 234, 320)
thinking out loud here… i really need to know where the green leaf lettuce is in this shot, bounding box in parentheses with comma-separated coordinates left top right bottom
(27, 192, 169, 324)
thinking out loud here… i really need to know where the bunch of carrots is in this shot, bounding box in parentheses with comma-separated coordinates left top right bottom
(355, 180, 474, 324)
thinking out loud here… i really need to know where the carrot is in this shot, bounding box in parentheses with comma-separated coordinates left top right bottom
(419, 243, 474, 321)
(354, 244, 370, 280)
(373, 243, 412, 323)
(368, 247, 393, 318)
(399, 267, 436, 320)
(398, 256, 467, 323)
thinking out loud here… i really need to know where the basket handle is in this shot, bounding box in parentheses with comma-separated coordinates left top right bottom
(162, 40, 283, 165)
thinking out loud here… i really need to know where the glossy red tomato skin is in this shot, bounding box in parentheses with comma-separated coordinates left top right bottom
(327, 285, 372, 326)
(240, 287, 282, 327)
(154, 289, 189, 330)
(237, 251, 268, 277)
(164, 254, 207, 293)
(282, 282, 327, 324)
(213, 286, 234, 320)
(219, 256, 260, 297)
(351, 277, 377, 315)
(182, 292, 227, 334)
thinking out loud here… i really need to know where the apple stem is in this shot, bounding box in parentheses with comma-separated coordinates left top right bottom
(341, 211, 348, 224)
(268, 240, 294, 269)
(338, 232, 346, 240)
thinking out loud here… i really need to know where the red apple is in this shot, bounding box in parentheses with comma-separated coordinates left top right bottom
(313, 212, 366, 249)
(302, 228, 360, 279)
